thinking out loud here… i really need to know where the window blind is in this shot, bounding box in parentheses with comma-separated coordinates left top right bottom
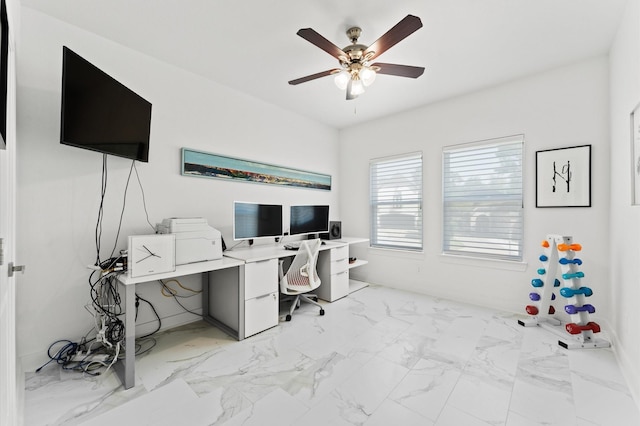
(370, 152, 423, 251)
(442, 135, 523, 261)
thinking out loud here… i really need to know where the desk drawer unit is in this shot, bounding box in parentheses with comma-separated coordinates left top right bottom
(243, 259, 278, 337)
(317, 245, 350, 302)
(245, 292, 278, 337)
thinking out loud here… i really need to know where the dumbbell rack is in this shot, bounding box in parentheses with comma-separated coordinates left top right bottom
(518, 234, 610, 349)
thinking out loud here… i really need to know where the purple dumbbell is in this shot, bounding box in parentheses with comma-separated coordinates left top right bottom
(564, 304, 595, 314)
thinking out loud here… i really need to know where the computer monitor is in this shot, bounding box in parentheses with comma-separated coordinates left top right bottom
(233, 201, 283, 241)
(289, 205, 330, 236)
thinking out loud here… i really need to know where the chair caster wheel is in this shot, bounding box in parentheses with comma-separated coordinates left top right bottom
(286, 314, 292, 321)
(319, 309, 325, 316)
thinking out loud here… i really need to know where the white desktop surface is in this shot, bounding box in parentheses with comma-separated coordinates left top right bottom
(118, 257, 244, 285)
(223, 240, 346, 263)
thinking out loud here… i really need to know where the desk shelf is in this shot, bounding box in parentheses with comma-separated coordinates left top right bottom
(348, 259, 368, 270)
(349, 279, 370, 294)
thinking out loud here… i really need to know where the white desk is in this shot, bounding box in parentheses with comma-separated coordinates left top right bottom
(116, 257, 244, 389)
(218, 241, 345, 338)
(114, 238, 368, 389)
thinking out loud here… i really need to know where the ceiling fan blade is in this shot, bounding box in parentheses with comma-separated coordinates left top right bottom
(297, 28, 345, 60)
(373, 63, 425, 78)
(288, 69, 340, 85)
(364, 15, 423, 61)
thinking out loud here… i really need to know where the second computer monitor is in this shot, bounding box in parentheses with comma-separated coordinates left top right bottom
(289, 205, 329, 236)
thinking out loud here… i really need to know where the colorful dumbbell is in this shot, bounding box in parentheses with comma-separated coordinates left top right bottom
(539, 254, 548, 262)
(557, 243, 582, 252)
(525, 305, 555, 315)
(531, 278, 544, 288)
(562, 271, 584, 280)
(565, 322, 600, 335)
(529, 292, 540, 301)
(559, 257, 582, 265)
(564, 304, 595, 315)
(560, 286, 593, 298)
(537, 268, 546, 275)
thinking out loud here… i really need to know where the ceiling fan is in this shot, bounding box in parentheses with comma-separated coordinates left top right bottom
(288, 14, 425, 100)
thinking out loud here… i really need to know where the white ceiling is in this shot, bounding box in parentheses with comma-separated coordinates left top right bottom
(22, 0, 628, 129)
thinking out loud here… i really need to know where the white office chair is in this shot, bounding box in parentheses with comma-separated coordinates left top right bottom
(279, 239, 324, 321)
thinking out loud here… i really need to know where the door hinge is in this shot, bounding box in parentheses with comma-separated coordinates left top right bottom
(8, 262, 25, 277)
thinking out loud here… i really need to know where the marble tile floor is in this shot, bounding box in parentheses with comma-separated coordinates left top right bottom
(23, 284, 640, 426)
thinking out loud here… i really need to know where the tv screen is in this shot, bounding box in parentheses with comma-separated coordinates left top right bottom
(60, 46, 152, 162)
(233, 202, 283, 241)
(289, 205, 330, 236)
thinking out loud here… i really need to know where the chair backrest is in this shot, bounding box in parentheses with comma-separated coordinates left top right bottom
(280, 239, 322, 293)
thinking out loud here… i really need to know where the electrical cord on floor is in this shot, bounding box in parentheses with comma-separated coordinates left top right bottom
(36, 338, 116, 377)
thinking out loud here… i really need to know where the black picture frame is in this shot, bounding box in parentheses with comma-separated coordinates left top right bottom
(535, 145, 592, 208)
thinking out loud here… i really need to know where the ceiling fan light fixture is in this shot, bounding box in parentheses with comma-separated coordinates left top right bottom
(350, 78, 365, 96)
(334, 70, 351, 90)
(360, 66, 376, 87)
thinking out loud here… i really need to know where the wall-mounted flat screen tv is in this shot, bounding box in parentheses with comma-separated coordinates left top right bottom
(60, 46, 152, 162)
(289, 205, 330, 236)
(233, 201, 283, 241)
(0, 0, 8, 149)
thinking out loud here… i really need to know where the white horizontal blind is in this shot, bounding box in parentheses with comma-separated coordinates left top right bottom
(443, 136, 523, 261)
(370, 152, 423, 250)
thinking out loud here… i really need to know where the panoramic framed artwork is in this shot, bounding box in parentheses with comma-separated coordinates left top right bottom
(631, 102, 640, 205)
(536, 145, 591, 208)
(181, 148, 332, 191)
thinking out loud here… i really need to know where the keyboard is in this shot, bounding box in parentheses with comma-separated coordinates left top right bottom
(283, 241, 326, 250)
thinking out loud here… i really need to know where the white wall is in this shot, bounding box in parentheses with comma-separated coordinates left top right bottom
(16, 7, 339, 369)
(339, 57, 610, 319)
(609, 0, 640, 405)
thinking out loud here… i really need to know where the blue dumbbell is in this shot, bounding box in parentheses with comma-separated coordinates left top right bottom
(560, 286, 593, 298)
(562, 271, 584, 280)
(529, 292, 540, 301)
(537, 268, 546, 275)
(531, 278, 544, 288)
(559, 257, 582, 265)
(539, 255, 548, 262)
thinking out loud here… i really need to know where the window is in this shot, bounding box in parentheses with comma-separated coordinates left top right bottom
(442, 135, 523, 261)
(370, 152, 423, 251)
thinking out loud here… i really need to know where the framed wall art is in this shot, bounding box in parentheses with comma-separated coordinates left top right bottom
(535, 145, 591, 208)
(181, 148, 332, 191)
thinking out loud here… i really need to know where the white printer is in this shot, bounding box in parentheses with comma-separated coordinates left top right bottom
(157, 217, 222, 265)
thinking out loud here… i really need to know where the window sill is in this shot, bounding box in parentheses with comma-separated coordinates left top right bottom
(439, 253, 528, 271)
